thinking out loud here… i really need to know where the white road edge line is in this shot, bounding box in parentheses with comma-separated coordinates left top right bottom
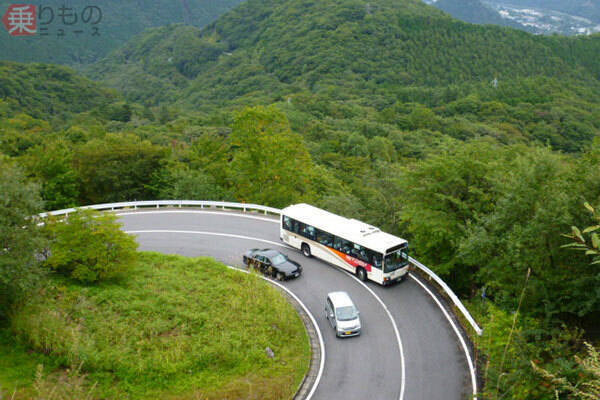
(125, 229, 324, 400)
(117, 210, 279, 223)
(225, 265, 325, 400)
(348, 274, 406, 400)
(127, 229, 410, 398)
(126, 228, 407, 400)
(409, 274, 478, 400)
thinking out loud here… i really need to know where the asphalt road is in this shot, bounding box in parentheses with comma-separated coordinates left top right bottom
(118, 210, 470, 400)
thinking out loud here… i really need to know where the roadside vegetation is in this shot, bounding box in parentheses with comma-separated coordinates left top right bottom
(0, 252, 309, 400)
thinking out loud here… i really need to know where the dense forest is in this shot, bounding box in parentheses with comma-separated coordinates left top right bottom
(2, 0, 600, 398)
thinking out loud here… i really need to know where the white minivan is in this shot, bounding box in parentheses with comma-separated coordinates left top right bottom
(325, 291, 361, 338)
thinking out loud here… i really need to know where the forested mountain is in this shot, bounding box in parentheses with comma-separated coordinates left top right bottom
(2, 1, 600, 398)
(0, 0, 245, 65)
(88, 0, 600, 106)
(0, 62, 119, 118)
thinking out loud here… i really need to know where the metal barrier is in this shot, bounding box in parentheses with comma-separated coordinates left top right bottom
(410, 257, 483, 335)
(39, 200, 482, 335)
(38, 200, 281, 218)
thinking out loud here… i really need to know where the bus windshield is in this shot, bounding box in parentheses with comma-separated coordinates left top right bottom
(384, 246, 409, 273)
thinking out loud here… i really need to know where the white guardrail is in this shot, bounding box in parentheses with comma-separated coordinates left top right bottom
(39, 200, 483, 335)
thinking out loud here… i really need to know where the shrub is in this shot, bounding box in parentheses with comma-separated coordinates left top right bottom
(44, 209, 138, 283)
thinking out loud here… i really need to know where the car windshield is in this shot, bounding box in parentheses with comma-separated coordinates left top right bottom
(270, 254, 287, 265)
(384, 246, 409, 273)
(336, 306, 358, 321)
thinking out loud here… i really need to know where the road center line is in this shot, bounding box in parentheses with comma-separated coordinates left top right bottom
(127, 229, 406, 400)
(409, 274, 478, 400)
(348, 274, 406, 400)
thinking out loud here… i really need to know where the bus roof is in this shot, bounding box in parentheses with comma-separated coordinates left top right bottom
(281, 203, 407, 254)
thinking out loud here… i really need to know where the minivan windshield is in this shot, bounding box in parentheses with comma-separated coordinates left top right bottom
(336, 306, 358, 321)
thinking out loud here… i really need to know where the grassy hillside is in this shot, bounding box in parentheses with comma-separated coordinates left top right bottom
(0, 252, 310, 400)
(0, 0, 245, 65)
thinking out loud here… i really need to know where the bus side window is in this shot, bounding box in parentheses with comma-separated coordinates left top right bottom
(298, 222, 306, 236)
(305, 225, 316, 240)
(318, 230, 333, 247)
(368, 250, 383, 269)
(333, 236, 343, 251)
(283, 216, 292, 231)
(341, 239, 352, 255)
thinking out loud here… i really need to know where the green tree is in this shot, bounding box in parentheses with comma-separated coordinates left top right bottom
(156, 163, 233, 201)
(460, 147, 594, 318)
(229, 106, 315, 207)
(20, 140, 79, 210)
(74, 133, 168, 204)
(0, 158, 45, 318)
(397, 139, 502, 285)
(44, 209, 138, 283)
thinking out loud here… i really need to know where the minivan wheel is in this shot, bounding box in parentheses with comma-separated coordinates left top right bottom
(356, 267, 367, 282)
(302, 243, 311, 257)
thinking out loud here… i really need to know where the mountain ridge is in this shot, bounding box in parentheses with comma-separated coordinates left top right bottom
(86, 0, 600, 107)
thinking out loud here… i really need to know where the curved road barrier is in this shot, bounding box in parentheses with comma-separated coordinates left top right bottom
(41, 201, 483, 399)
(39, 200, 483, 335)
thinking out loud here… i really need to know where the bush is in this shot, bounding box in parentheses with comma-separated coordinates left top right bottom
(44, 209, 138, 283)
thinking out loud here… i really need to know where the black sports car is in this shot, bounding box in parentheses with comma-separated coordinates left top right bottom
(242, 249, 302, 280)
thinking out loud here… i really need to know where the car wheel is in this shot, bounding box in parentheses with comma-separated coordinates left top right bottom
(334, 326, 340, 338)
(356, 267, 367, 282)
(276, 272, 284, 281)
(302, 243, 311, 257)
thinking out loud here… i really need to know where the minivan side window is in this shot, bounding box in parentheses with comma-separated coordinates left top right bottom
(327, 298, 334, 314)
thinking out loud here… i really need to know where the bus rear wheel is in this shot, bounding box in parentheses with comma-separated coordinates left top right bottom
(356, 267, 367, 282)
(302, 243, 311, 257)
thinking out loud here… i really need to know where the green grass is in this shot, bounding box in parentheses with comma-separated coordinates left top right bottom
(0, 252, 310, 399)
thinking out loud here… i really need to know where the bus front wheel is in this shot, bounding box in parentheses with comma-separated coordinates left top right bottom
(356, 267, 367, 282)
(301, 243, 311, 257)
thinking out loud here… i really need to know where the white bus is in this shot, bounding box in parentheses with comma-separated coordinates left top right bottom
(280, 204, 410, 285)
